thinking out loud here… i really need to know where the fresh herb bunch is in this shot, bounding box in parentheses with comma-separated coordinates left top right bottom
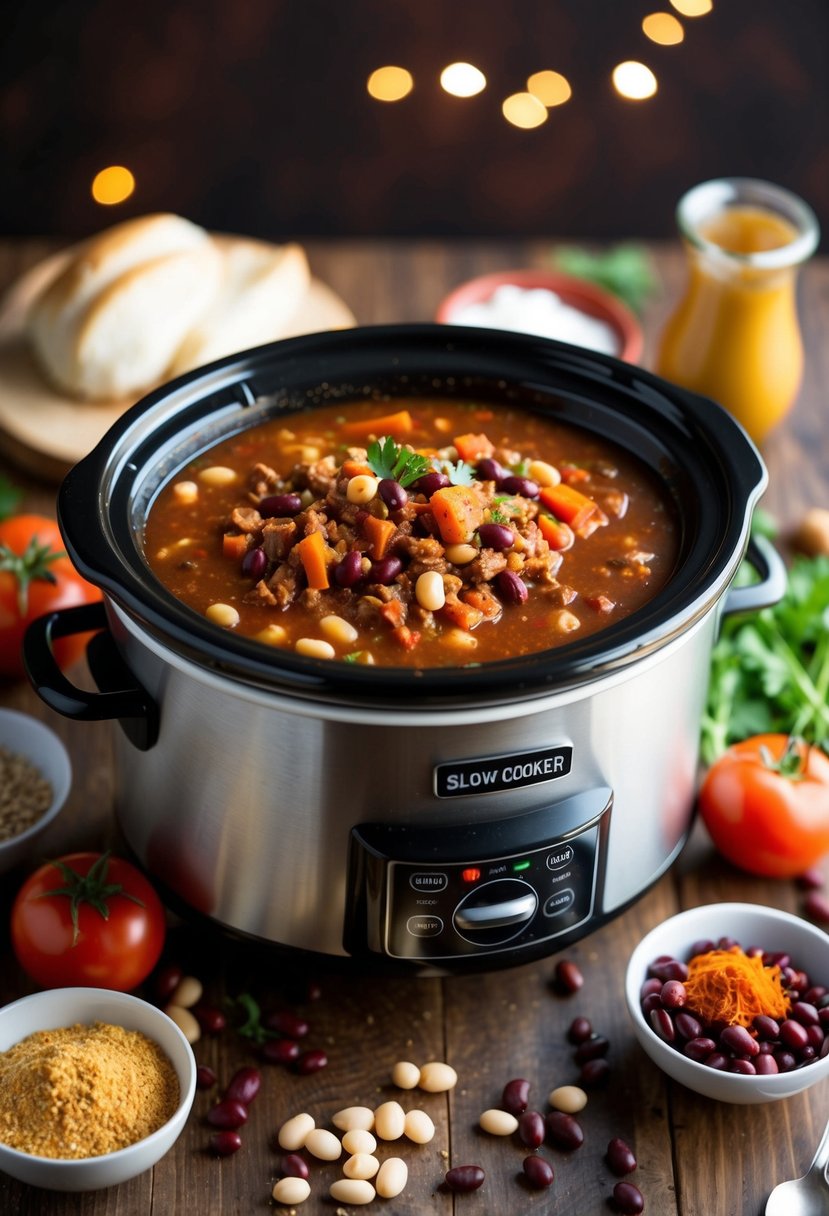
(551, 244, 658, 316)
(701, 553, 829, 764)
(366, 436, 434, 487)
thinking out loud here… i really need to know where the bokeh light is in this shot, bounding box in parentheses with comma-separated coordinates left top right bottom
(527, 70, 572, 107)
(440, 63, 487, 98)
(367, 66, 414, 102)
(612, 61, 658, 100)
(501, 92, 548, 129)
(642, 12, 685, 45)
(91, 165, 135, 206)
(670, 0, 713, 15)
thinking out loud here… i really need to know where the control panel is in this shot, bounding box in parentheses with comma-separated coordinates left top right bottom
(346, 787, 612, 962)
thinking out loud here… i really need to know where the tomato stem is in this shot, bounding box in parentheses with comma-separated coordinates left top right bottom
(759, 736, 807, 781)
(38, 852, 145, 946)
(0, 535, 64, 617)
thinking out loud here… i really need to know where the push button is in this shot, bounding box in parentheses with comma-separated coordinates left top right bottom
(546, 844, 575, 871)
(543, 888, 575, 917)
(407, 915, 444, 937)
(410, 872, 448, 892)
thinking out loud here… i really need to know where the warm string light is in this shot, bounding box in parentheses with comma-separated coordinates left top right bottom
(439, 62, 486, 97)
(642, 12, 685, 46)
(367, 66, 413, 102)
(91, 165, 135, 205)
(612, 61, 658, 100)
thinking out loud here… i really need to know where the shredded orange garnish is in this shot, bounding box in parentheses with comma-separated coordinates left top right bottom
(683, 946, 791, 1029)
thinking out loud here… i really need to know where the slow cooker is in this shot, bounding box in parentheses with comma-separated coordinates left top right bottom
(25, 325, 784, 971)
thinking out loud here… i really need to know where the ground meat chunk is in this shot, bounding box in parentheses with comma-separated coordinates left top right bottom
(305, 455, 339, 497)
(523, 549, 563, 583)
(267, 562, 300, 607)
(248, 462, 281, 497)
(297, 506, 329, 537)
(468, 548, 508, 583)
(262, 519, 298, 561)
(230, 506, 263, 534)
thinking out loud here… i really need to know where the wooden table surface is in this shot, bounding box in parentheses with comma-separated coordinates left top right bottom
(0, 236, 827, 1216)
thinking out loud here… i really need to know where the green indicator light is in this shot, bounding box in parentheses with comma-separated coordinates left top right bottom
(513, 860, 531, 872)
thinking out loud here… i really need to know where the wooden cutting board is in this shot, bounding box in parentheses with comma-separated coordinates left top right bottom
(0, 242, 356, 481)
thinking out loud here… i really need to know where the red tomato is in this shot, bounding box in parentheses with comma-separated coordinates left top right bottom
(699, 734, 829, 878)
(11, 853, 166, 991)
(0, 513, 102, 679)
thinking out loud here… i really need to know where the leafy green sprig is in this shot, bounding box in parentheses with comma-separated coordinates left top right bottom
(366, 436, 434, 487)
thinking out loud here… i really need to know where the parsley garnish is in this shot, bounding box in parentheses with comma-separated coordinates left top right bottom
(366, 436, 434, 488)
(438, 459, 476, 486)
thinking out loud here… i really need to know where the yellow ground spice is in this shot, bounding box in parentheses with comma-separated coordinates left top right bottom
(0, 1021, 179, 1158)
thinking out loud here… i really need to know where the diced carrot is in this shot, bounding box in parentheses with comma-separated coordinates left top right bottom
(561, 464, 592, 486)
(429, 485, 484, 544)
(340, 409, 413, 441)
(539, 483, 599, 531)
(297, 530, 330, 590)
(440, 597, 485, 631)
(537, 513, 575, 552)
(461, 587, 502, 620)
(379, 599, 406, 628)
(453, 432, 494, 462)
(362, 514, 397, 559)
(342, 458, 374, 479)
(222, 533, 248, 561)
(391, 625, 421, 650)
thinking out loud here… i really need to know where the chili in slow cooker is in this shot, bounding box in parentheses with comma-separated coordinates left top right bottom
(143, 398, 679, 668)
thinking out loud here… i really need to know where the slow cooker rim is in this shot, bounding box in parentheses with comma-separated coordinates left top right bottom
(57, 324, 766, 703)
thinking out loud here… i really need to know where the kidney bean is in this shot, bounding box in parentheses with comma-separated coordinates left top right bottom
(206, 1099, 248, 1130)
(774, 1049, 797, 1072)
(501, 474, 540, 499)
(545, 1111, 584, 1150)
(445, 1165, 485, 1192)
(518, 1110, 546, 1149)
(496, 569, 528, 605)
(259, 492, 302, 517)
(476, 457, 507, 484)
(241, 546, 266, 580)
(378, 478, 408, 510)
(821, 1037, 829, 1059)
(369, 555, 403, 584)
(805, 986, 827, 1005)
(674, 1011, 702, 1041)
(684, 1037, 716, 1062)
(554, 959, 584, 994)
(501, 1077, 530, 1115)
(641, 993, 662, 1016)
(153, 962, 184, 1004)
(800, 1046, 818, 1063)
(334, 549, 364, 587)
(689, 939, 715, 957)
(660, 980, 687, 1009)
(753, 1015, 780, 1040)
(804, 892, 829, 924)
(754, 1053, 780, 1075)
(296, 1048, 328, 1074)
(607, 1137, 637, 1176)
(574, 1035, 609, 1063)
(580, 1058, 610, 1086)
(265, 1011, 310, 1038)
(262, 1037, 300, 1065)
(648, 958, 688, 983)
(717, 936, 740, 951)
(613, 1181, 645, 1213)
(720, 1025, 759, 1057)
(729, 1058, 757, 1075)
(478, 522, 514, 550)
(417, 471, 451, 496)
(193, 1004, 227, 1035)
(208, 1130, 242, 1157)
(807, 1025, 825, 1049)
(281, 1152, 309, 1179)
(568, 1016, 593, 1044)
(704, 1052, 730, 1071)
(639, 978, 662, 1002)
(780, 1019, 810, 1051)
(196, 1065, 217, 1090)
(522, 1155, 554, 1189)
(791, 1001, 820, 1026)
(224, 1066, 261, 1107)
(649, 1008, 675, 1044)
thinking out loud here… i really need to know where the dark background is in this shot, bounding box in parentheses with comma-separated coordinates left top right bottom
(2, 0, 827, 243)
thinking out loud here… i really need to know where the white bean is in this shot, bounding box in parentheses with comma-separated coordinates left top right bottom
(551, 609, 581, 633)
(198, 465, 237, 486)
(168, 975, 202, 1008)
(479, 1108, 519, 1136)
(342, 1152, 380, 1180)
(206, 603, 240, 629)
(375, 1157, 408, 1199)
(295, 637, 336, 659)
(277, 1112, 315, 1151)
(391, 1060, 421, 1090)
(163, 1004, 201, 1044)
(272, 1176, 311, 1205)
(304, 1127, 341, 1160)
(342, 1129, 377, 1155)
(374, 1100, 406, 1140)
(346, 474, 379, 504)
(404, 1108, 435, 1144)
(329, 1179, 375, 1205)
(332, 1106, 375, 1132)
(173, 480, 198, 503)
(443, 627, 478, 650)
(320, 614, 359, 646)
(418, 1061, 458, 1092)
(415, 570, 446, 612)
(255, 623, 287, 646)
(549, 1084, 588, 1113)
(528, 459, 561, 487)
(444, 542, 478, 565)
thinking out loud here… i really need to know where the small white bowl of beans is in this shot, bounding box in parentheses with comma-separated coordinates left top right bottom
(625, 902, 829, 1104)
(0, 987, 197, 1189)
(0, 708, 72, 873)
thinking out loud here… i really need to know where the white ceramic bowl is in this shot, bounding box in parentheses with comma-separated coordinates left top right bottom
(0, 708, 72, 873)
(625, 902, 829, 1104)
(0, 988, 196, 1190)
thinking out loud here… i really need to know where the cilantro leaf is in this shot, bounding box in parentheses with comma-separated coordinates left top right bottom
(366, 436, 434, 488)
(438, 459, 476, 486)
(551, 244, 658, 315)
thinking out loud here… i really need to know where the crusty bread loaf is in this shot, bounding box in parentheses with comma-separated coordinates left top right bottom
(170, 237, 310, 375)
(26, 216, 313, 402)
(27, 214, 222, 400)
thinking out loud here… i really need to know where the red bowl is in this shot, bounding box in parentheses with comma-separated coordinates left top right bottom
(435, 269, 643, 364)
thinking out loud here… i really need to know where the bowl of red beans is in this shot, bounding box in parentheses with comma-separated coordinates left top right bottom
(624, 902, 829, 1103)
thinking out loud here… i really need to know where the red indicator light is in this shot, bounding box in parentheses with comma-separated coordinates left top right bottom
(461, 867, 482, 884)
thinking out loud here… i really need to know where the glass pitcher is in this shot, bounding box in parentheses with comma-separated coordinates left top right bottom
(656, 178, 819, 444)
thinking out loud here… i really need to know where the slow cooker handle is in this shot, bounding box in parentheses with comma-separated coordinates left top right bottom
(721, 534, 787, 618)
(23, 602, 159, 751)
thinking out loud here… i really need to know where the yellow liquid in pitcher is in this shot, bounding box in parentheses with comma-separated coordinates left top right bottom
(656, 206, 803, 443)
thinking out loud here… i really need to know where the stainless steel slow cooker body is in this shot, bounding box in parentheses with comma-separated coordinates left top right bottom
(27, 325, 782, 971)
